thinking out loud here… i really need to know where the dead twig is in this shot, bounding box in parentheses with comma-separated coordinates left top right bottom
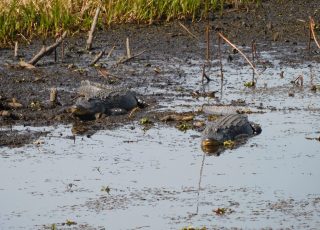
(117, 49, 146, 64)
(218, 32, 260, 76)
(86, 7, 100, 50)
(28, 31, 67, 66)
(206, 25, 210, 62)
(251, 40, 256, 83)
(218, 35, 224, 82)
(126, 37, 131, 58)
(178, 22, 199, 41)
(309, 16, 320, 49)
(90, 45, 115, 66)
(14, 41, 18, 59)
(292, 75, 304, 86)
(202, 64, 211, 83)
(90, 48, 107, 66)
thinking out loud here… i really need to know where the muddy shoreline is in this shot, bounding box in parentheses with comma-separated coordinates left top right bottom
(0, 0, 319, 145)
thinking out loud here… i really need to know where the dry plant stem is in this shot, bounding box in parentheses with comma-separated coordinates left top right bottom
(206, 25, 210, 62)
(308, 25, 312, 52)
(202, 64, 211, 83)
(218, 32, 259, 76)
(14, 41, 18, 59)
(50, 88, 58, 103)
(90, 47, 107, 66)
(106, 46, 115, 59)
(126, 37, 131, 58)
(61, 40, 64, 62)
(28, 31, 67, 65)
(178, 22, 199, 41)
(86, 7, 101, 50)
(309, 17, 320, 49)
(218, 36, 224, 82)
(54, 49, 57, 62)
(117, 49, 146, 64)
(251, 40, 256, 83)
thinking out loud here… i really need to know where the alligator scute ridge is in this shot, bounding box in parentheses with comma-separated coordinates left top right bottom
(71, 80, 144, 120)
(201, 114, 262, 154)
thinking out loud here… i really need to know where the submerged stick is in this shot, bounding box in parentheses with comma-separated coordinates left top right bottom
(178, 22, 199, 41)
(218, 32, 259, 76)
(28, 31, 67, 65)
(86, 7, 100, 50)
(309, 17, 320, 49)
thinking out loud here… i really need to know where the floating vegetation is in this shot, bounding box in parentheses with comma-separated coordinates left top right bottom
(213, 207, 234, 215)
(64, 219, 77, 226)
(0, 0, 261, 45)
(139, 117, 152, 125)
(223, 140, 235, 148)
(101, 185, 111, 193)
(244, 81, 255, 87)
(182, 226, 207, 230)
(176, 122, 192, 132)
(311, 84, 320, 92)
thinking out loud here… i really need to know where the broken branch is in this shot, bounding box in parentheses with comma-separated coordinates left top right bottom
(178, 22, 199, 41)
(28, 31, 67, 65)
(117, 49, 146, 64)
(309, 16, 320, 49)
(218, 32, 260, 76)
(86, 7, 101, 50)
(90, 48, 107, 66)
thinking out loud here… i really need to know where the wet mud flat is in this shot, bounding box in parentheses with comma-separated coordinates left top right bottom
(1, 0, 320, 229)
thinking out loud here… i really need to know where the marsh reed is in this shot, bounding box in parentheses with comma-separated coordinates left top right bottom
(0, 0, 260, 45)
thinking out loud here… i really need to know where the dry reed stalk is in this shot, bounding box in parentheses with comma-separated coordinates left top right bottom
(117, 49, 146, 64)
(61, 40, 65, 62)
(309, 17, 320, 49)
(106, 45, 115, 59)
(86, 6, 100, 50)
(201, 64, 211, 83)
(206, 25, 210, 62)
(218, 32, 259, 76)
(251, 40, 256, 83)
(14, 41, 18, 59)
(50, 88, 58, 104)
(178, 22, 199, 41)
(218, 35, 224, 82)
(126, 37, 131, 58)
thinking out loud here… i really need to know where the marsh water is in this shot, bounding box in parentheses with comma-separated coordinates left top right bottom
(1, 44, 320, 229)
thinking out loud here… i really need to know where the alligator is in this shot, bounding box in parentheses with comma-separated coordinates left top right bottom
(201, 114, 261, 154)
(70, 80, 146, 120)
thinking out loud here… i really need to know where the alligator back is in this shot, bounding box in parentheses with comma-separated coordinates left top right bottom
(202, 114, 255, 143)
(72, 81, 139, 119)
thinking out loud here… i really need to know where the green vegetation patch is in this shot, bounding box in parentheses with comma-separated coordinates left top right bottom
(0, 0, 260, 45)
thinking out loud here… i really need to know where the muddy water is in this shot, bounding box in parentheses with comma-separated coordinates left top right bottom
(1, 46, 320, 229)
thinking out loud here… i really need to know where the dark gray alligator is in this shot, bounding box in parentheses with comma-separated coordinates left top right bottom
(71, 81, 146, 120)
(201, 114, 261, 154)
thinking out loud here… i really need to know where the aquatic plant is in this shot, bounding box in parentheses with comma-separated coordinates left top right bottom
(0, 0, 260, 45)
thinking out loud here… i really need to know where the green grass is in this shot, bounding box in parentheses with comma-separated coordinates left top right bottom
(0, 0, 260, 45)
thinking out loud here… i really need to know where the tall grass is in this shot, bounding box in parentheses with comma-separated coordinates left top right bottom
(0, 0, 260, 44)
